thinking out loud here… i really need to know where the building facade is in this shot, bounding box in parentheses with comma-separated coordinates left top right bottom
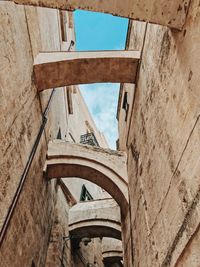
(1, 0, 200, 267)
(117, 3, 200, 266)
(0, 3, 121, 267)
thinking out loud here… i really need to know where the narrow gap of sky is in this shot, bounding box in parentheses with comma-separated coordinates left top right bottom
(74, 10, 128, 149)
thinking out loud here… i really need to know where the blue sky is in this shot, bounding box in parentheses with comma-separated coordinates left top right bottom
(74, 10, 128, 148)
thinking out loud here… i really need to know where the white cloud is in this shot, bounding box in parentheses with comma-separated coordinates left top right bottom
(80, 83, 120, 149)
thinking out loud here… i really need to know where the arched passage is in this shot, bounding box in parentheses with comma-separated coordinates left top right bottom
(103, 253, 123, 267)
(70, 223, 121, 240)
(69, 199, 121, 240)
(102, 238, 123, 266)
(44, 140, 129, 217)
(34, 51, 140, 91)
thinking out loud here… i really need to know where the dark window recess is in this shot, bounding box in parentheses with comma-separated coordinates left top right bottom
(80, 185, 93, 201)
(80, 133, 99, 147)
(116, 139, 119, 150)
(57, 128, 62, 139)
(31, 261, 36, 267)
(122, 92, 129, 122)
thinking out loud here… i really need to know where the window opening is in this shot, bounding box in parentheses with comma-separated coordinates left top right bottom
(57, 128, 62, 139)
(80, 185, 93, 201)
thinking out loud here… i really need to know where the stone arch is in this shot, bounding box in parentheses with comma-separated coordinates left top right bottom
(70, 223, 121, 240)
(103, 252, 123, 267)
(102, 238, 123, 265)
(69, 199, 121, 240)
(44, 140, 129, 217)
(33, 51, 140, 91)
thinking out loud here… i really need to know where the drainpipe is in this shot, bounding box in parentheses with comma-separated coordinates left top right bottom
(0, 88, 55, 247)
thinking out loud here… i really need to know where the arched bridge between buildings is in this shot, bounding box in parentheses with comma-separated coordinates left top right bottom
(69, 199, 121, 240)
(11, 0, 190, 29)
(34, 51, 140, 91)
(102, 238, 123, 266)
(44, 140, 129, 217)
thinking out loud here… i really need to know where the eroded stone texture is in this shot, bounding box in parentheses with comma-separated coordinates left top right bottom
(0, 3, 71, 266)
(72, 237, 104, 267)
(45, 187, 72, 267)
(33, 50, 140, 91)
(118, 0, 200, 266)
(11, 0, 190, 29)
(0, 3, 118, 267)
(0, 4, 53, 267)
(175, 223, 200, 267)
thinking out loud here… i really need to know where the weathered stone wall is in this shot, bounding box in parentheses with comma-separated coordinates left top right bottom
(72, 237, 103, 267)
(45, 187, 72, 267)
(118, 0, 200, 266)
(121, 211, 132, 267)
(0, 3, 70, 266)
(0, 3, 112, 267)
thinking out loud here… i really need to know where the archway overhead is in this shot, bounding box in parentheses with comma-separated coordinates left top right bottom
(102, 238, 123, 254)
(44, 140, 129, 217)
(103, 251, 123, 261)
(102, 238, 123, 265)
(34, 50, 140, 91)
(11, 0, 189, 29)
(103, 253, 123, 267)
(69, 199, 121, 240)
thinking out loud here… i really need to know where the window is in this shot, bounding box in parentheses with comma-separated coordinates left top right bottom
(122, 91, 129, 122)
(31, 261, 36, 267)
(57, 128, 62, 139)
(80, 185, 93, 201)
(116, 139, 119, 150)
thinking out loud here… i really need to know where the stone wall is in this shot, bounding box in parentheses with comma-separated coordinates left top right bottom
(118, 0, 200, 266)
(0, 3, 71, 266)
(72, 238, 103, 267)
(45, 187, 72, 267)
(0, 3, 112, 266)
